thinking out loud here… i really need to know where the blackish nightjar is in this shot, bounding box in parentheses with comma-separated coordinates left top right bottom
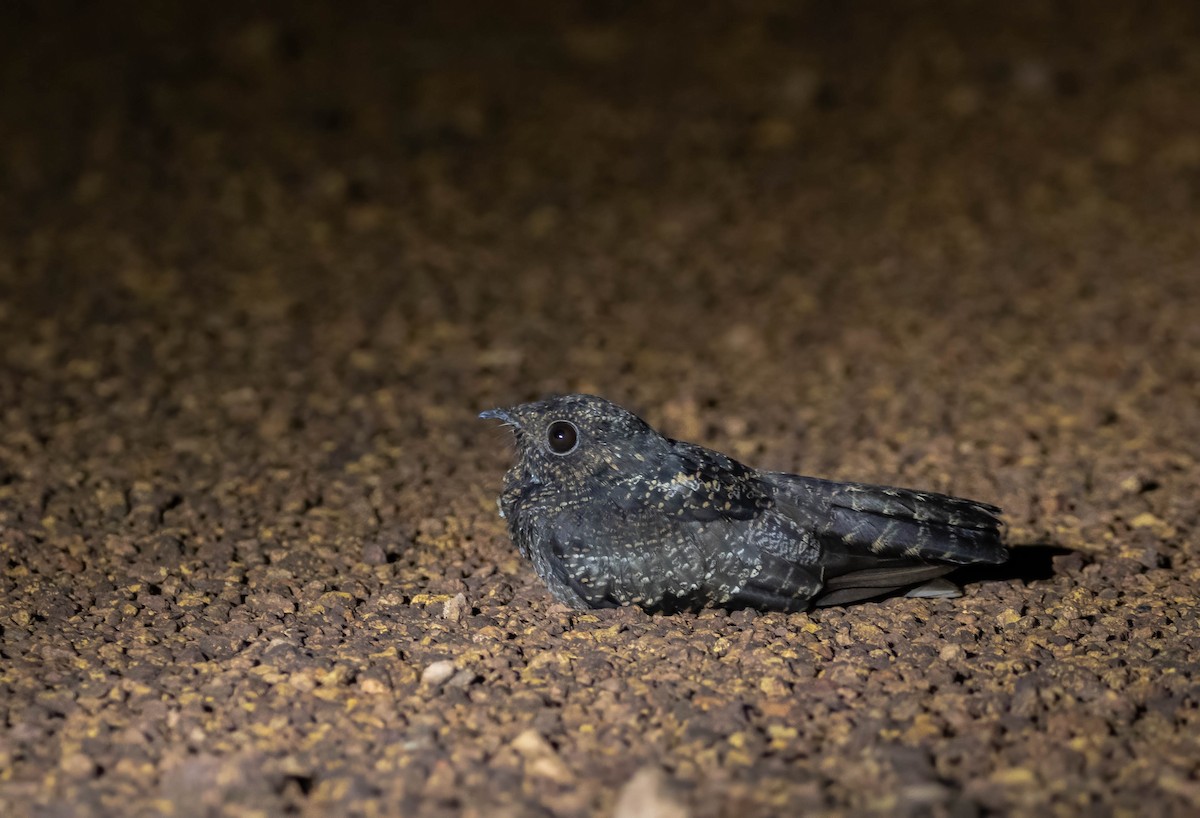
(480, 394, 1007, 612)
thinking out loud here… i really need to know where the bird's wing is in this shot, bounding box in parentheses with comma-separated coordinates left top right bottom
(585, 442, 825, 610)
(543, 501, 822, 612)
(703, 510, 824, 611)
(768, 473, 1008, 568)
(608, 439, 773, 522)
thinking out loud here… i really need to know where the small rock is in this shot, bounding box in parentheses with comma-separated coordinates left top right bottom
(896, 782, 952, 808)
(511, 729, 555, 759)
(758, 676, 789, 698)
(940, 644, 965, 662)
(442, 592, 468, 622)
(61, 752, 98, 778)
(1128, 512, 1175, 536)
(359, 677, 387, 695)
(528, 755, 573, 783)
(248, 592, 296, 615)
(996, 609, 1022, 627)
(421, 660, 456, 687)
(510, 729, 573, 783)
(1129, 512, 1163, 529)
(360, 542, 388, 565)
(612, 767, 690, 818)
(446, 669, 478, 689)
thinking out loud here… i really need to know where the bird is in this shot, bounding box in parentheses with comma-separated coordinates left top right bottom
(480, 394, 1007, 612)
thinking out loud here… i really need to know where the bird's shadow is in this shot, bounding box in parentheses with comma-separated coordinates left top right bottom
(953, 542, 1080, 587)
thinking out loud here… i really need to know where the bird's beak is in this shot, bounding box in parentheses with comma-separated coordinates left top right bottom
(479, 407, 520, 428)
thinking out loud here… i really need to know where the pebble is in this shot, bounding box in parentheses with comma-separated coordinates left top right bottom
(421, 660, 457, 688)
(613, 767, 690, 818)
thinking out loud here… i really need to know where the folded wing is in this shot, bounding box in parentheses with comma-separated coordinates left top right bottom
(768, 473, 1007, 605)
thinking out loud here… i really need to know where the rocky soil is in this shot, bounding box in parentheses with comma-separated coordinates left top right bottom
(2, 2, 1198, 816)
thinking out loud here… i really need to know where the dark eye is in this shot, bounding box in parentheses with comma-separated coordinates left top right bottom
(546, 420, 579, 455)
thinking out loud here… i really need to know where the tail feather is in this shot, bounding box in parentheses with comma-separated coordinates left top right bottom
(822, 502, 1006, 564)
(825, 481, 1000, 529)
(821, 563, 958, 591)
(768, 473, 1008, 569)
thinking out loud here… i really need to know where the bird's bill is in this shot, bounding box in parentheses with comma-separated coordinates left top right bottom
(479, 407, 519, 426)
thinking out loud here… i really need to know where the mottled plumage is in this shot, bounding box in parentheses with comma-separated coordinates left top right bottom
(480, 394, 1007, 612)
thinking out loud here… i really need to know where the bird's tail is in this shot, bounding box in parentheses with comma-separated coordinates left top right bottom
(768, 473, 1007, 605)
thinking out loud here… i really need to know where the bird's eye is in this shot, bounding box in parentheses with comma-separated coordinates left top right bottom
(546, 420, 579, 455)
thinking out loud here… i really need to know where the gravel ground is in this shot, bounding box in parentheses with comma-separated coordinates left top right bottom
(2, 2, 1199, 816)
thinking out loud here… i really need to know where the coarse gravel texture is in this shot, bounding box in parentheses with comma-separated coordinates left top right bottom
(2, 2, 1199, 817)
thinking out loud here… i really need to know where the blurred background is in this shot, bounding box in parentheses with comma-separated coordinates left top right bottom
(5, 1, 1197, 514)
(2, 2, 1198, 816)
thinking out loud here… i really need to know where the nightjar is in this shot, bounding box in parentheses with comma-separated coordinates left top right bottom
(481, 394, 1007, 612)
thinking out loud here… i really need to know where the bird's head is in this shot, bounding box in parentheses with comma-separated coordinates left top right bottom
(480, 394, 664, 489)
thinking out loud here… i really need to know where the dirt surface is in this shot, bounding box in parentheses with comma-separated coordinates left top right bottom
(2, 2, 1199, 816)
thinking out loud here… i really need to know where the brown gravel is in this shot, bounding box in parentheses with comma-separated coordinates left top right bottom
(2, 2, 1199, 817)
